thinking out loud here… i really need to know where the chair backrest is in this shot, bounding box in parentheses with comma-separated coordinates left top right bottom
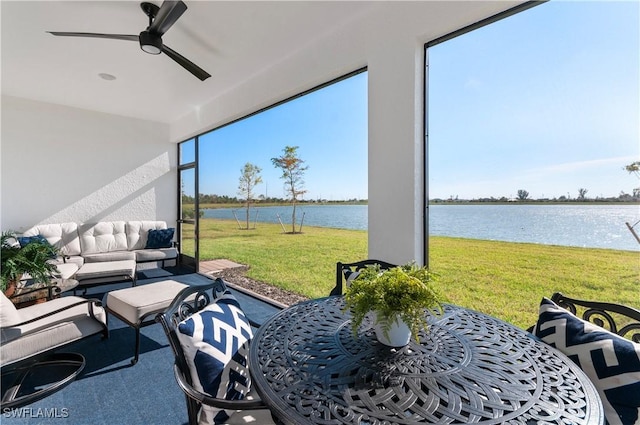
(155, 278, 265, 425)
(156, 278, 228, 376)
(551, 292, 640, 342)
(330, 259, 397, 296)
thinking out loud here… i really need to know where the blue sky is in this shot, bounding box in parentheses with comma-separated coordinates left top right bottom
(198, 1, 639, 201)
(199, 73, 367, 201)
(428, 0, 639, 200)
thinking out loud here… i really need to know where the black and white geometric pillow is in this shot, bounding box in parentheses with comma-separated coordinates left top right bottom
(177, 291, 253, 425)
(344, 269, 360, 287)
(533, 298, 640, 425)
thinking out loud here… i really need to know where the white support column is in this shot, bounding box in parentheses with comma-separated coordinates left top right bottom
(367, 36, 426, 265)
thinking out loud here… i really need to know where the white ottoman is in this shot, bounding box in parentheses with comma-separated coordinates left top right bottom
(104, 280, 188, 364)
(75, 260, 137, 290)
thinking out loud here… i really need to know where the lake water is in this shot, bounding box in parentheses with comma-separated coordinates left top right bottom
(203, 204, 640, 251)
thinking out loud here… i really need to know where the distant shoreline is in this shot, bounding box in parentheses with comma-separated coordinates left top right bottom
(428, 200, 640, 206)
(197, 200, 639, 209)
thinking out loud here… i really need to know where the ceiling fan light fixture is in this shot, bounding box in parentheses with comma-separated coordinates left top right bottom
(139, 31, 162, 55)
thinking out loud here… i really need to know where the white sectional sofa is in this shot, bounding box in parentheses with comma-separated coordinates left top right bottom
(21, 220, 178, 290)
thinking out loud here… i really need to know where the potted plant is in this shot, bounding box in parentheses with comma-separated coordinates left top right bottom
(1, 230, 59, 297)
(344, 262, 442, 347)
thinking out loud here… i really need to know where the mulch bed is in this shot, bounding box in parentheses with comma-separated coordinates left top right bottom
(210, 266, 309, 306)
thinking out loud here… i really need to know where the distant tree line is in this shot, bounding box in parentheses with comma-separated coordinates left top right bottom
(183, 194, 367, 205)
(431, 191, 639, 204)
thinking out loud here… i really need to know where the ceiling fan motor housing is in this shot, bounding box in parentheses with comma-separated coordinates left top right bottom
(139, 30, 162, 54)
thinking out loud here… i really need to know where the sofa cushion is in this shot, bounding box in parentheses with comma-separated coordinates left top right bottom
(533, 298, 640, 425)
(126, 221, 168, 251)
(106, 280, 187, 325)
(176, 291, 253, 424)
(0, 296, 106, 366)
(134, 247, 178, 263)
(47, 255, 85, 268)
(145, 228, 174, 249)
(79, 222, 128, 255)
(75, 260, 136, 284)
(83, 251, 136, 263)
(22, 222, 81, 256)
(53, 262, 79, 280)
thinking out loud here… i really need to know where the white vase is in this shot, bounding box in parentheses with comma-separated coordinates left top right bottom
(373, 314, 411, 347)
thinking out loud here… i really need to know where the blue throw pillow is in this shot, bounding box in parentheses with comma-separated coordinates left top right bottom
(17, 234, 56, 258)
(145, 228, 174, 249)
(176, 291, 253, 424)
(533, 298, 640, 425)
(18, 234, 48, 247)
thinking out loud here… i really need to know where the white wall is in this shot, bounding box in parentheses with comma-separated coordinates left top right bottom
(1, 96, 175, 232)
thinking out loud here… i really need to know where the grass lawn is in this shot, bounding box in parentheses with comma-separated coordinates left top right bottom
(195, 218, 639, 329)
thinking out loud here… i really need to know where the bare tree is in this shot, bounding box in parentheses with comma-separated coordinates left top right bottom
(577, 188, 588, 200)
(271, 146, 308, 233)
(237, 163, 262, 230)
(517, 189, 529, 201)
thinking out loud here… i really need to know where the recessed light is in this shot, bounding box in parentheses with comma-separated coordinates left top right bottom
(98, 73, 116, 81)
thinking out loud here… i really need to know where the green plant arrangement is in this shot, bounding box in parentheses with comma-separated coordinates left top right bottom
(1, 230, 59, 294)
(344, 262, 442, 344)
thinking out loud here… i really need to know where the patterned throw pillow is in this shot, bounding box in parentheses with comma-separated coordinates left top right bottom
(176, 291, 253, 425)
(533, 298, 640, 425)
(145, 228, 174, 249)
(343, 269, 360, 287)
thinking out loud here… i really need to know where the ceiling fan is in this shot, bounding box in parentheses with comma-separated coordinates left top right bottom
(48, 0, 211, 81)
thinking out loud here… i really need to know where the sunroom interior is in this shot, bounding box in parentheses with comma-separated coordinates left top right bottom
(6, 2, 640, 424)
(1, 0, 537, 266)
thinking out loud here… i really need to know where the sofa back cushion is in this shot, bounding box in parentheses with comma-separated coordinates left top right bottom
(126, 221, 168, 250)
(22, 222, 81, 256)
(79, 222, 128, 255)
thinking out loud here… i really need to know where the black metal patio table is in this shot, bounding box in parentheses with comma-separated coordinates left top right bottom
(249, 297, 604, 425)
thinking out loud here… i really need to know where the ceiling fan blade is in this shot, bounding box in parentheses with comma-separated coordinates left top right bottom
(161, 44, 211, 81)
(149, 1, 187, 36)
(48, 32, 138, 42)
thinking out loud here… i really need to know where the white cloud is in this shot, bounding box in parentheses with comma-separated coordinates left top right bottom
(464, 77, 483, 91)
(527, 156, 638, 176)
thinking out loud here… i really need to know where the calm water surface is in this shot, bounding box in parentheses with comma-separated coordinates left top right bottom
(203, 204, 640, 251)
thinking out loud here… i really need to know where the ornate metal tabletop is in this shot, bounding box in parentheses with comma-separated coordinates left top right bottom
(250, 297, 603, 425)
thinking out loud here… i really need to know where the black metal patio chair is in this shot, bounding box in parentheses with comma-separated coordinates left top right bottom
(330, 259, 397, 296)
(156, 278, 276, 425)
(548, 292, 640, 341)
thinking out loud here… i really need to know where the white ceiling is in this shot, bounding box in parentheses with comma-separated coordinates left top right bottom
(1, 1, 525, 125)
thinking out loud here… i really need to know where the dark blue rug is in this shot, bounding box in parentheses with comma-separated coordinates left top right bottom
(1, 271, 282, 425)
